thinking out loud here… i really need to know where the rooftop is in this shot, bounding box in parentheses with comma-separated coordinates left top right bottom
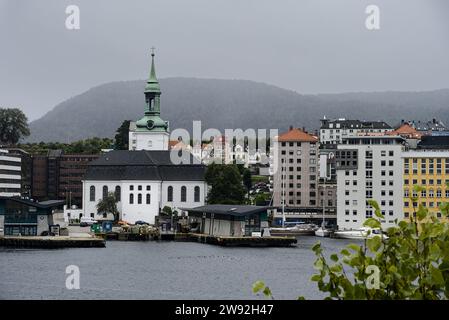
(277, 128, 318, 143)
(183, 205, 271, 216)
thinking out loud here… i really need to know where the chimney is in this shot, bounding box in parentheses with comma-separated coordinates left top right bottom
(289, 125, 293, 131)
(302, 127, 305, 132)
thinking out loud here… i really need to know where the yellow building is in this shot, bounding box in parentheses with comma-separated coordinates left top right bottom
(402, 151, 449, 219)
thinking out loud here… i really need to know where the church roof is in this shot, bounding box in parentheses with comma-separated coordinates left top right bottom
(84, 150, 205, 181)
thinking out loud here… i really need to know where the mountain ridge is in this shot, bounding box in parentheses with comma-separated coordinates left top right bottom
(27, 78, 449, 142)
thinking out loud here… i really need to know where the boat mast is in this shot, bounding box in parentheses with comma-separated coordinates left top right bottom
(322, 176, 326, 228)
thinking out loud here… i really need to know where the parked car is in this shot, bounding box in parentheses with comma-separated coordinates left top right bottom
(135, 220, 149, 225)
(80, 217, 97, 226)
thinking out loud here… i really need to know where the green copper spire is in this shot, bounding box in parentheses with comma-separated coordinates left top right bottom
(145, 47, 161, 93)
(135, 48, 169, 133)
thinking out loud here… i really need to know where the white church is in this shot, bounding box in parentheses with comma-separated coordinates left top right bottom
(82, 51, 207, 224)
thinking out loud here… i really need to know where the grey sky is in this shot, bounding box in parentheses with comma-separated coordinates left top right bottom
(1, 0, 448, 121)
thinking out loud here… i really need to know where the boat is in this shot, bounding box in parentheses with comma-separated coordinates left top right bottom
(315, 176, 331, 237)
(269, 223, 318, 236)
(332, 227, 387, 240)
(315, 226, 331, 237)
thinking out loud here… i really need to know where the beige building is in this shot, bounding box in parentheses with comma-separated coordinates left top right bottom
(272, 127, 320, 209)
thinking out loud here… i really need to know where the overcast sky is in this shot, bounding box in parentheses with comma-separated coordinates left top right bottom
(1, 0, 448, 121)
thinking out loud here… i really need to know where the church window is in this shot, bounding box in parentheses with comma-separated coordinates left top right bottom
(103, 186, 108, 199)
(138, 193, 142, 204)
(146, 194, 151, 204)
(194, 186, 200, 202)
(89, 186, 95, 201)
(129, 193, 134, 204)
(115, 186, 121, 202)
(167, 186, 173, 202)
(181, 186, 187, 202)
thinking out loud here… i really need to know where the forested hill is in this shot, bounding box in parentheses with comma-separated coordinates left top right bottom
(27, 78, 449, 142)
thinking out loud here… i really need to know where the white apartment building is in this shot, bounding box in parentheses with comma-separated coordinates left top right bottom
(0, 149, 22, 197)
(320, 118, 393, 145)
(336, 136, 405, 230)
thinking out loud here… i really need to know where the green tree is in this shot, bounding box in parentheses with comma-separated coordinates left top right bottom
(243, 169, 252, 195)
(114, 120, 131, 150)
(96, 192, 119, 222)
(161, 205, 173, 216)
(205, 163, 246, 204)
(0, 108, 30, 145)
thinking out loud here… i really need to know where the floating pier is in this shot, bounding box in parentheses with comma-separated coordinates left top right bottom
(0, 236, 106, 249)
(188, 233, 297, 247)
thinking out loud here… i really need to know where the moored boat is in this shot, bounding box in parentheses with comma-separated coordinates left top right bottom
(332, 227, 387, 240)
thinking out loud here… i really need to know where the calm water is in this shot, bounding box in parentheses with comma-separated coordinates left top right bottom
(0, 237, 358, 300)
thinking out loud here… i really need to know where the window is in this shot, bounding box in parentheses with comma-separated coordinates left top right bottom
(90, 213, 94, 218)
(103, 186, 108, 199)
(146, 185, 151, 191)
(194, 186, 200, 202)
(146, 193, 151, 204)
(130, 185, 134, 191)
(389, 151, 394, 156)
(167, 186, 173, 202)
(437, 189, 442, 198)
(181, 186, 187, 202)
(129, 193, 134, 204)
(138, 193, 142, 204)
(89, 186, 95, 201)
(138, 185, 142, 191)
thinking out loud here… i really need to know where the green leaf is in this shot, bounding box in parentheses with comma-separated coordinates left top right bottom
(363, 218, 381, 229)
(366, 236, 382, 252)
(416, 204, 428, 221)
(252, 281, 265, 293)
(430, 265, 445, 286)
(262, 286, 272, 297)
(341, 249, 351, 256)
(311, 274, 321, 282)
(312, 241, 322, 253)
(347, 244, 361, 252)
(330, 254, 339, 262)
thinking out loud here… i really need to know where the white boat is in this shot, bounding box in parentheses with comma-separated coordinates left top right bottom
(333, 227, 387, 240)
(315, 227, 331, 237)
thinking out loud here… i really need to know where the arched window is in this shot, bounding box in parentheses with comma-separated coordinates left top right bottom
(103, 186, 108, 199)
(138, 193, 142, 204)
(89, 186, 95, 201)
(90, 213, 94, 218)
(115, 186, 121, 201)
(129, 193, 134, 204)
(194, 186, 200, 202)
(181, 186, 187, 202)
(167, 186, 173, 202)
(146, 193, 151, 204)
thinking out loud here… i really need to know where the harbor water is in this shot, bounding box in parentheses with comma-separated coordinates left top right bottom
(0, 237, 358, 300)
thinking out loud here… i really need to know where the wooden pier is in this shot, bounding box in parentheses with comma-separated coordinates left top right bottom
(0, 236, 106, 249)
(188, 233, 297, 247)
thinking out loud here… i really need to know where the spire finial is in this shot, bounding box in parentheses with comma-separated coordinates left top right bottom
(151, 46, 156, 57)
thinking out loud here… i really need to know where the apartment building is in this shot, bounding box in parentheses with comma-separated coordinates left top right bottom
(0, 149, 22, 197)
(320, 118, 393, 145)
(336, 136, 405, 230)
(402, 151, 449, 220)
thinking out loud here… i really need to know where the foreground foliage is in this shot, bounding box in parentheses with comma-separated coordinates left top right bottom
(254, 188, 449, 300)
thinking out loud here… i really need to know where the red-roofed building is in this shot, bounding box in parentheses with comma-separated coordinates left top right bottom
(271, 127, 322, 224)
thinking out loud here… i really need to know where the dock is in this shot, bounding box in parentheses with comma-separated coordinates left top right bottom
(0, 236, 106, 249)
(188, 233, 297, 247)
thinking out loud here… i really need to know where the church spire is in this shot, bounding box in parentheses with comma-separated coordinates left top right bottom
(145, 47, 161, 93)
